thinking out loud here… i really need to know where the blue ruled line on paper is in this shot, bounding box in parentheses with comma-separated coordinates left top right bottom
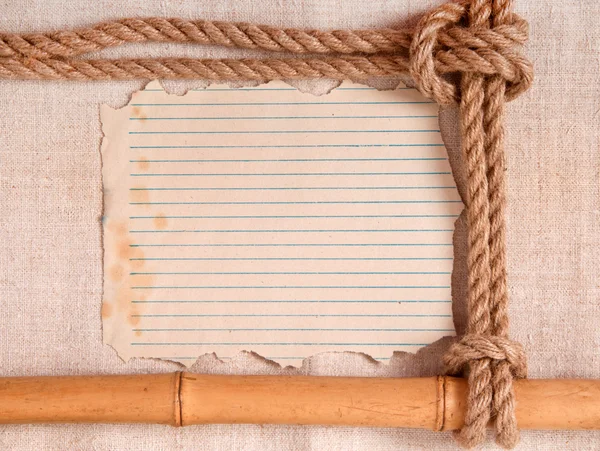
(130, 144, 445, 149)
(128, 243, 453, 247)
(129, 115, 437, 120)
(129, 158, 447, 163)
(129, 129, 441, 135)
(129, 215, 458, 219)
(130, 271, 451, 275)
(130, 314, 451, 317)
(130, 201, 459, 206)
(129, 172, 452, 177)
(130, 202, 459, 206)
(129, 214, 458, 218)
(130, 257, 453, 261)
(130, 101, 435, 106)
(129, 187, 456, 192)
(131, 342, 430, 346)
(132, 328, 454, 332)
(128, 229, 454, 233)
(130, 286, 451, 289)
(130, 300, 452, 303)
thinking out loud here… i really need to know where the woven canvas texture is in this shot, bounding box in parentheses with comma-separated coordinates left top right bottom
(1, 0, 599, 449)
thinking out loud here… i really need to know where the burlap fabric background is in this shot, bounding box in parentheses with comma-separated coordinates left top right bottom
(1, 0, 599, 449)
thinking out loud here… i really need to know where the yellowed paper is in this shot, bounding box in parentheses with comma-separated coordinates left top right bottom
(101, 80, 461, 367)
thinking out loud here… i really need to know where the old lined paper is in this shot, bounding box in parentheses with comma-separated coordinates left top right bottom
(101, 80, 461, 367)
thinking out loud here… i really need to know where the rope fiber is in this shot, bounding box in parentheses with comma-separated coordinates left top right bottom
(0, 1, 533, 448)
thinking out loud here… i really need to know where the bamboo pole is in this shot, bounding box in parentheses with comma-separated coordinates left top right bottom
(0, 373, 181, 425)
(0, 374, 599, 430)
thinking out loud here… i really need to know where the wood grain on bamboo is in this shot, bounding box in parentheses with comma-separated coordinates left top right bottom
(0, 374, 598, 430)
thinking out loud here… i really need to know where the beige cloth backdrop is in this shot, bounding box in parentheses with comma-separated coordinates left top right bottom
(1, 0, 599, 449)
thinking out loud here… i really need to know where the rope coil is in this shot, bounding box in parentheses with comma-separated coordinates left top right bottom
(0, 1, 533, 448)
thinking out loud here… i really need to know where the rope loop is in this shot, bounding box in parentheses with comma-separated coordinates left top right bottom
(409, 0, 533, 104)
(444, 334, 527, 378)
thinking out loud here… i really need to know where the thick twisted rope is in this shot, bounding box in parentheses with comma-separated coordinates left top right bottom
(0, 7, 531, 83)
(0, 55, 413, 81)
(0, 16, 528, 59)
(0, 2, 533, 448)
(424, 1, 530, 448)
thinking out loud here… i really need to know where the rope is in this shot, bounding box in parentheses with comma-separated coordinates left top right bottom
(0, 6, 531, 84)
(0, 1, 533, 448)
(428, 1, 531, 448)
(0, 16, 527, 59)
(0, 55, 411, 81)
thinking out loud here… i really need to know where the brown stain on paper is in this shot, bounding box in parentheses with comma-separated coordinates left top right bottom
(101, 302, 113, 319)
(129, 187, 149, 204)
(131, 106, 147, 120)
(114, 221, 146, 270)
(154, 213, 168, 230)
(107, 221, 154, 327)
(109, 264, 125, 282)
(137, 157, 150, 171)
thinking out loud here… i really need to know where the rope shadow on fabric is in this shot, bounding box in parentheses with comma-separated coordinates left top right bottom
(0, 0, 533, 448)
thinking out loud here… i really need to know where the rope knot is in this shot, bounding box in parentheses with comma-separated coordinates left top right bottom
(444, 334, 527, 378)
(409, 1, 533, 105)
